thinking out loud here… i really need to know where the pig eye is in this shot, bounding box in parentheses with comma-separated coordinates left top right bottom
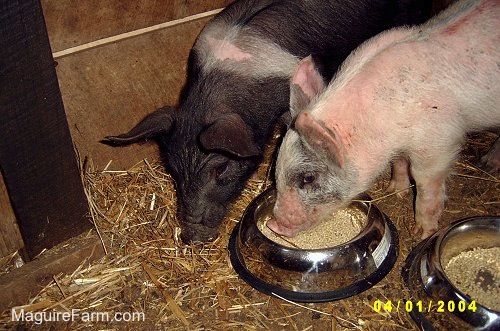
(214, 162, 229, 179)
(300, 173, 316, 188)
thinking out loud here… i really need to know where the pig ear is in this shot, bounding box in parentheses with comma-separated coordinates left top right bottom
(101, 106, 175, 146)
(295, 112, 345, 168)
(199, 114, 260, 158)
(289, 56, 325, 120)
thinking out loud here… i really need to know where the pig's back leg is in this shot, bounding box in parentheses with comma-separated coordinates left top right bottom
(386, 157, 412, 197)
(478, 136, 500, 173)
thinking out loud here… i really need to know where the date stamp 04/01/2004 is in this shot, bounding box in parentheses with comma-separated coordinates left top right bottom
(372, 300, 478, 314)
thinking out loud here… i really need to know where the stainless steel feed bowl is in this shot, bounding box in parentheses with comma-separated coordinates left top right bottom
(228, 187, 399, 302)
(402, 216, 500, 330)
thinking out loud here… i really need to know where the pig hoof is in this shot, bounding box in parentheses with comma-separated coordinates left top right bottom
(420, 228, 437, 239)
(412, 224, 437, 239)
(411, 224, 422, 236)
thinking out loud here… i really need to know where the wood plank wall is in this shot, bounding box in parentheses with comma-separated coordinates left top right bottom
(42, 0, 233, 52)
(41, 0, 234, 170)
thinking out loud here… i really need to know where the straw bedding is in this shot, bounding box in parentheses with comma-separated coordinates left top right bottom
(0, 132, 498, 330)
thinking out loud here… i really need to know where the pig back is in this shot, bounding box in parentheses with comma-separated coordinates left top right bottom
(199, 0, 433, 80)
(429, 0, 500, 127)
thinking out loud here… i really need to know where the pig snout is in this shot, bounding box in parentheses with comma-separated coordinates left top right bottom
(178, 200, 226, 243)
(269, 188, 312, 237)
(179, 223, 219, 243)
(180, 218, 219, 243)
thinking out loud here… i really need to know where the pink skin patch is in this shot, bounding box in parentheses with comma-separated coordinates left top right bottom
(206, 36, 252, 61)
(269, 187, 317, 237)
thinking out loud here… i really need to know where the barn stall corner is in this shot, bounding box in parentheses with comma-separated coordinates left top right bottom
(1, 0, 498, 330)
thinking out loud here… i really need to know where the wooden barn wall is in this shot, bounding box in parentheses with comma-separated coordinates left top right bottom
(40, 0, 233, 170)
(41, 0, 233, 52)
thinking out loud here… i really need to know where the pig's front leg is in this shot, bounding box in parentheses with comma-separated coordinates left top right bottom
(411, 166, 447, 239)
(478, 136, 500, 173)
(386, 157, 411, 197)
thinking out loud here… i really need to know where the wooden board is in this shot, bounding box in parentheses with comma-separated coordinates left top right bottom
(0, 0, 91, 258)
(0, 234, 105, 310)
(0, 169, 24, 258)
(55, 18, 211, 170)
(41, 0, 233, 52)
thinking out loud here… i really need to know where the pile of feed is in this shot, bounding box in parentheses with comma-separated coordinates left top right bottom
(259, 207, 367, 249)
(444, 246, 500, 311)
(0, 133, 498, 330)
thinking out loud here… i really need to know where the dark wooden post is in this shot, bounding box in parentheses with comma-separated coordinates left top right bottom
(0, 0, 91, 259)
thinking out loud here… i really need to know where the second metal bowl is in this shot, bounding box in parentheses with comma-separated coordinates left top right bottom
(402, 216, 500, 330)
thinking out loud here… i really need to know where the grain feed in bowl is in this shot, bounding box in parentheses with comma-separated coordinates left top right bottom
(259, 207, 367, 249)
(444, 246, 500, 311)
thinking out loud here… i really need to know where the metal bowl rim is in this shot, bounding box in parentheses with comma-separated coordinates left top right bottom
(240, 187, 385, 253)
(229, 216, 399, 302)
(228, 187, 400, 302)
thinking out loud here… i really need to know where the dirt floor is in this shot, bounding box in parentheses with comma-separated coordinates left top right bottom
(0, 132, 498, 330)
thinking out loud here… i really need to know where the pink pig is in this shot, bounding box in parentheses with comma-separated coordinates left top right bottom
(269, 0, 500, 239)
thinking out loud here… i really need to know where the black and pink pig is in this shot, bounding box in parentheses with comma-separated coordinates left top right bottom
(103, 0, 432, 243)
(270, 0, 500, 240)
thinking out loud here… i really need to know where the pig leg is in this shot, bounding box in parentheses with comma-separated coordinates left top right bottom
(410, 154, 453, 239)
(412, 171, 447, 239)
(386, 157, 411, 197)
(478, 136, 500, 173)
